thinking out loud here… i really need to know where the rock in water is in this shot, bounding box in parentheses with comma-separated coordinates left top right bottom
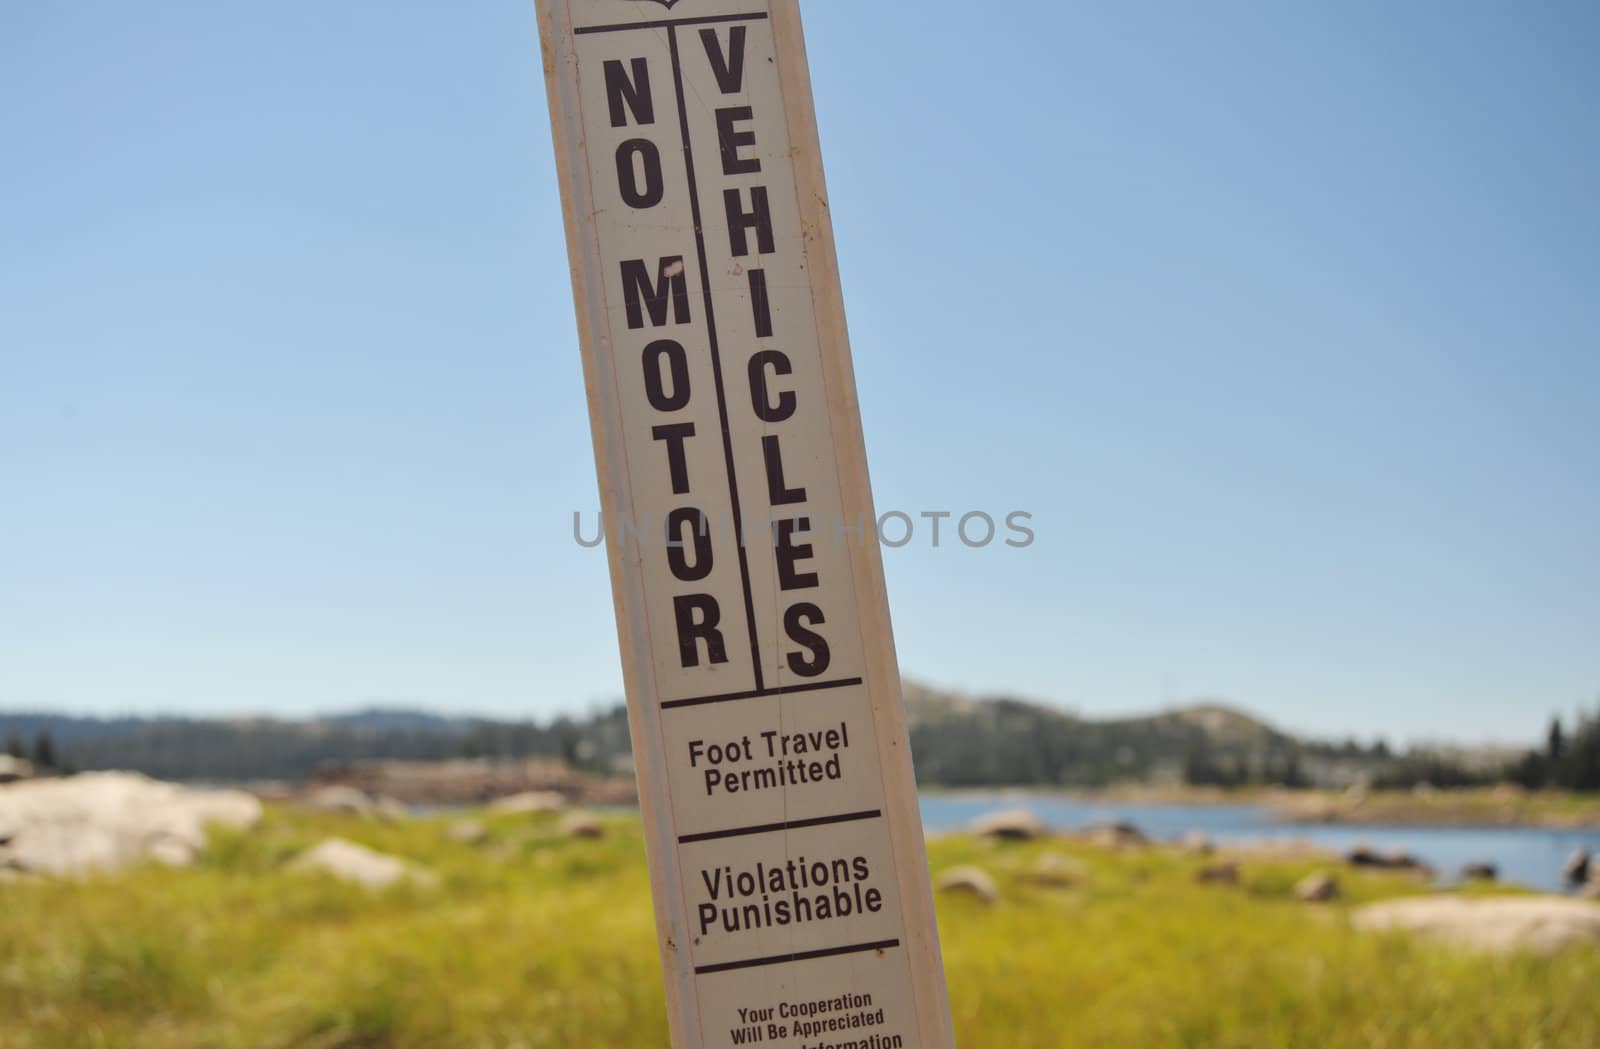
(1346, 845, 1430, 874)
(1562, 848, 1590, 886)
(290, 838, 438, 890)
(1460, 862, 1497, 882)
(969, 809, 1047, 841)
(1353, 896, 1600, 955)
(935, 865, 999, 905)
(1295, 871, 1340, 902)
(0, 772, 261, 876)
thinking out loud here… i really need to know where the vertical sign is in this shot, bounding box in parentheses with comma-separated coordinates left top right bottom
(536, 2, 956, 1047)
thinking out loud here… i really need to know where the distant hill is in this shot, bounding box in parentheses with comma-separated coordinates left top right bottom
(317, 709, 473, 735)
(1, 683, 1509, 789)
(0, 707, 632, 784)
(900, 684, 1326, 789)
(901, 681, 981, 721)
(1166, 703, 1278, 743)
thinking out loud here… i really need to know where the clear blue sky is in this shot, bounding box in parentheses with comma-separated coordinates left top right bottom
(3, 1, 1596, 744)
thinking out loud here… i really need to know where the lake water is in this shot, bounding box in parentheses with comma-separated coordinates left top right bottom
(918, 792, 1600, 895)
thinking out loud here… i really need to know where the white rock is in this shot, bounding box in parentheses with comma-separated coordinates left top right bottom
(969, 808, 1047, 841)
(563, 813, 607, 839)
(373, 795, 412, 821)
(1023, 851, 1084, 888)
(1295, 871, 1340, 902)
(935, 865, 999, 905)
(445, 820, 488, 845)
(302, 785, 377, 817)
(1353, 895, 1600, 955)
(488, 791, 568, 815)
(289, 837, 438, 890)
(1085, 822, 1148, 850)
(0, 772, 261, 876)
(0, 755, 35, 782)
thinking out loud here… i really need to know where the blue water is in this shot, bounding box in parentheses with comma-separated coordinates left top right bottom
(918, 793, 1600, 895)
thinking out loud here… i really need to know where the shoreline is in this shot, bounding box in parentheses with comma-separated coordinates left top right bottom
(916, 785, 1600, 830)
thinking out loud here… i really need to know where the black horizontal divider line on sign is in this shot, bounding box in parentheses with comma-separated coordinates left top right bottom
(659, 676, 865, 710)
(574, 12, 768, 36)
(694, 939, 902, 976)
(678, 808, 882, 845)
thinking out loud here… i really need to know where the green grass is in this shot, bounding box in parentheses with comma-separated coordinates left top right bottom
(2, 807, 1596, 1048)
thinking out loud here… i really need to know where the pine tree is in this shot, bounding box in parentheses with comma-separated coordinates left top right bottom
(31, 732, 56, 770)
(3, 733, 24, 759)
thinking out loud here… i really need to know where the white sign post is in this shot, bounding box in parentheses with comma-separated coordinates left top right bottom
(536, 2, 956, 1046)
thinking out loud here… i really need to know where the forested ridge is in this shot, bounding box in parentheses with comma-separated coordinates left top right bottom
(5, 682, 1594, 790)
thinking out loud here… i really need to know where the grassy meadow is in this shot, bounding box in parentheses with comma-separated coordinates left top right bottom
(2, 806, 1597, 1049)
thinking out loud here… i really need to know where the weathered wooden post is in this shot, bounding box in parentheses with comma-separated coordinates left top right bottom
(536, 2, 956, 1045)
